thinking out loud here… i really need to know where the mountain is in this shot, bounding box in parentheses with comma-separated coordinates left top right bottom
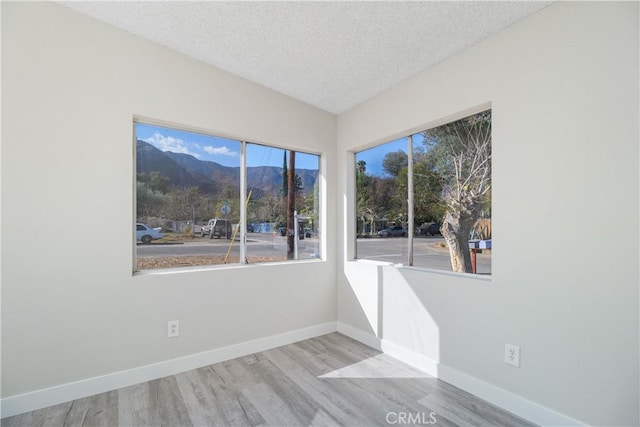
(136, 140, 205, 188)
(136, 140, 318, 196)
(165, 152, 240, 184)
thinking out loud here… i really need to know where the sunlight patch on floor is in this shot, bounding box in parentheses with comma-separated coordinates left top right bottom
(318, 354, 431, 379)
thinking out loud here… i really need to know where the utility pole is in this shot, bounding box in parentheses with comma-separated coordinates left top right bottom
(286, 151, 296, 259)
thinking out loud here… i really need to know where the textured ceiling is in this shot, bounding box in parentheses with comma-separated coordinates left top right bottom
(60, 1, 551, 114)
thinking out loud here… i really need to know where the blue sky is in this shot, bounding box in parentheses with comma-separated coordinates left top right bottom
(135, 123, 319, 170)
(135, 123, 428, 175)
(355, 133, 426, 177)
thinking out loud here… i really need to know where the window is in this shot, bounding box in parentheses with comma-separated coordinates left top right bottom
(355, 109, 492, 275)
(134, 121, 321, 271)
(245, 143, 320, 263)
(355, 138, 409, 264)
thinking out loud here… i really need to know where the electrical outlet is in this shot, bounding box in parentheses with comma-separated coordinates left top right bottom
(504, 343, 520, 367)
(168, 320, 179, 338)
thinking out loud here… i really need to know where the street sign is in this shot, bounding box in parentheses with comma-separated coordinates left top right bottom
(221, 202, 231, 216)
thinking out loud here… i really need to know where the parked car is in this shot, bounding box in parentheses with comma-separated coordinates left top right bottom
(420, 222, 442, 236)
(378, 225, 406, 238)
(136, 223, 163, 244)
(201, 218, 232, 239)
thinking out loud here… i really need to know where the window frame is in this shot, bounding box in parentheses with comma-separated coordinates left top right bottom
(350, 105, 492, 277)
(132, 117, 324, 274)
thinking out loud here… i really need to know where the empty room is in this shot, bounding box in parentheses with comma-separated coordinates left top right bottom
(1, 1, 638, 426)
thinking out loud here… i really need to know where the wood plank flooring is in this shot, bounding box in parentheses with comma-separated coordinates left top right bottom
(2, 333, 536, 427)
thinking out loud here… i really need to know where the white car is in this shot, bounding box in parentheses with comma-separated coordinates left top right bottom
(136, 223, 163, 244)
(200, 218, 232, 239)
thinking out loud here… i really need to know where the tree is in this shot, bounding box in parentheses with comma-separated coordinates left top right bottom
(215, 183, 241, 223)
(137, 171, 169, 194)
(422, 110, 491, 273)
(382, 150, 408, 177)
(400, 149, 445, 225)
(281, 151, 288, 197)
(299, 180, 319, 232)
(382, 150, 411, 224)
(365, 175, 396, 233)
(148, 171, 170, 194)
(294, 174, 305, 212)
(355, 157, 398, 235)
(254, 192, 284, 224)
(356, 160, 371, 235)
(136, 181, 168, 219)
(166, 187, 209, 231)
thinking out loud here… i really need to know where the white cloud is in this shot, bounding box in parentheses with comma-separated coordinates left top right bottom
(203, 145, 239, 157)
(145, 132, 201, 159)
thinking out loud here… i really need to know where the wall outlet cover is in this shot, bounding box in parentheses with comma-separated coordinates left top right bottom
(168, 320, 180, 338)
(505, 343, 520, 367)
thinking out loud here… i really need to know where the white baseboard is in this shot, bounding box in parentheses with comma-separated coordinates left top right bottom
(336, 321, 382, 351)
(2, 321, 588, 426)
(336, 322, 586, 427)
(1, 321, 338, 419)
(437, 364, 586, 426)
(335, 322, 439, 377)
(380, 338, 440, 378)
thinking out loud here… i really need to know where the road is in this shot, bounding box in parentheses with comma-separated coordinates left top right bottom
(137, 233, 320, 260)
(356, 236, 491, 274)
(138, 234, 491, 274)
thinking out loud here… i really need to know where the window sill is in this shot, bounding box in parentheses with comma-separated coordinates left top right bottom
(348, 258, 492, 282)
(133, 257, 325, 277)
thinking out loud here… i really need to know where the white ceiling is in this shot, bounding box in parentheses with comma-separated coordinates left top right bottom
(60, 1, 551, 114)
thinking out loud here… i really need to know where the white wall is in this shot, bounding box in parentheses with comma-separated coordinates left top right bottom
(3, 1, 639, 426)
(1, 0, 336, 401)
(337, 2, 638, 426)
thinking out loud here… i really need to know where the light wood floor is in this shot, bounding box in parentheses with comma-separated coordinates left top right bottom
(2, 333, 536, 426)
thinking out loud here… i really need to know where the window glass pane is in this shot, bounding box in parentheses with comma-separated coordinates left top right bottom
(135, 123, 241, 270)
(246, 143, 320, 263)
(412, 110, 492, 274)
(355, 138, 409, 263)
(354, 110, 491, 275)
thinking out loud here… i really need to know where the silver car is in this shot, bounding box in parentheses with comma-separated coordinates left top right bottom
(378, 226, 406, 238)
